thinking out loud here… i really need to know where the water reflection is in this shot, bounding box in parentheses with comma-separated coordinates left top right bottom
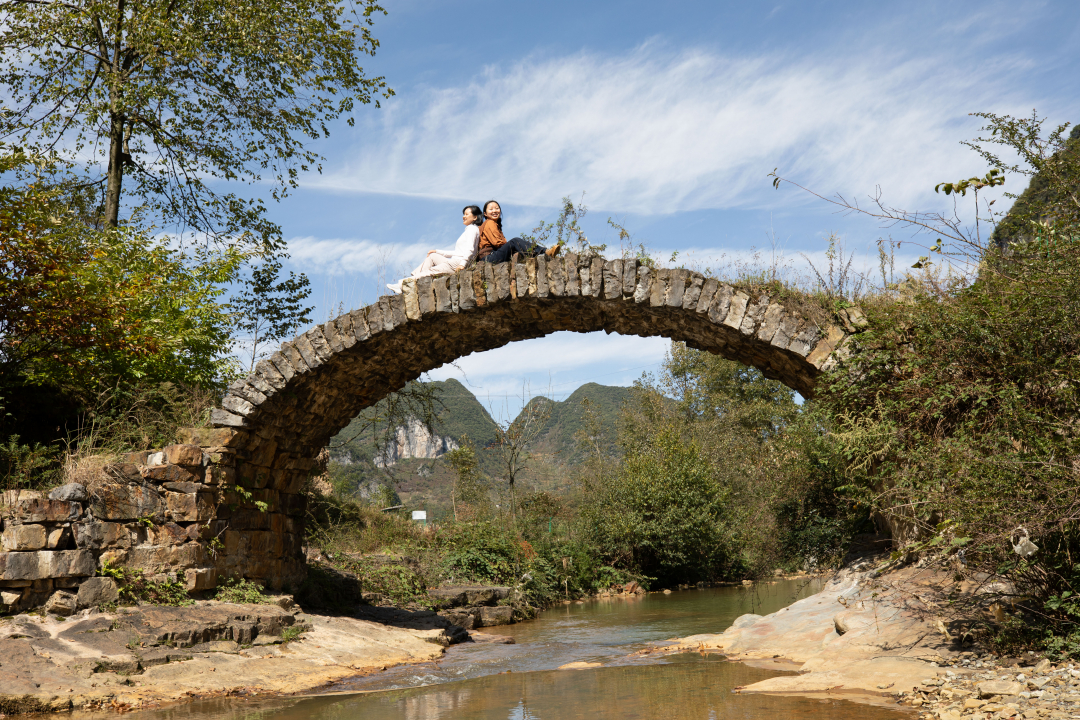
(84, 580, 909, 720)
(260, 661, 904, 720)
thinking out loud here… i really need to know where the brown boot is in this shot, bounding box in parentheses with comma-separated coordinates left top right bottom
(545, 243, 562, 258)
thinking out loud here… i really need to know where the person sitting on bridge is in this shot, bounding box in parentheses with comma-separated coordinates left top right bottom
(387, 205, 483, 294)
(478, 200, 561, 264)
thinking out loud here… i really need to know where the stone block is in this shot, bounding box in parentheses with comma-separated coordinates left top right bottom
(45, 589, 78, 616)
(2, 523, 47, 551)
(478, 605, 514, 627)
(1, 589, 23, 609)
(185, 567, 218, 592)
(77, 576, 120, 608)
(163, 481, 209, 494)
(125, 543, 203, 574)
(211, 408, 246, 427)
(0, 550, 95, 580)
(722, 292, 749, 329)
(90, 481, 162, 520)
(48, 483, 88, 502)
(166, 492, 215, 522)
(12, 498, 82, 523)
(74, 520, 129, 550)
(978, 680, 1024, 698)
(164, 444, 206, 467)
(222, 394, 256, 417)
(151, 522, 192, 545)
(143, 463, 203, 484)
(46, 526, 72, 550)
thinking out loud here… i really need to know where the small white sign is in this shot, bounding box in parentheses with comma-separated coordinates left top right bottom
(411, 510, 427, 522)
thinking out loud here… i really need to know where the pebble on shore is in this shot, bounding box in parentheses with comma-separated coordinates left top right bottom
(896, 653, 1080, 720)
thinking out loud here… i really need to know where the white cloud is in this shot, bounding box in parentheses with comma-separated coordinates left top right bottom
(312, 42, 1054, 214)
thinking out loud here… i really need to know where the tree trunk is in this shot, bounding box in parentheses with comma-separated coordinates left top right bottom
(104, 112, 124, 228)
(104, 0, 126, 228)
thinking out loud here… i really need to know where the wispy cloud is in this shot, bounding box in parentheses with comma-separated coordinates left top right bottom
(313, 42, 1049, 214)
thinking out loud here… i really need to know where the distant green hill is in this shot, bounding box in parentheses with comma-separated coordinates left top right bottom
(326, 380, 636, 513)
(520, 383, 634, 464)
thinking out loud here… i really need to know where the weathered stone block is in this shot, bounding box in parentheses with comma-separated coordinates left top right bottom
(709, 284, 732, 324)
(151, 522, 193, 545)
(90, 482, 162, 520)
(633, 265, 651, 304)
(622, 259, 638, 296)
(13, 498, 81, 523)
(45, 589, 78, 616)
(418, 276, 436, 315)
(178, 427, 249, 449)
(0, 550, 95, 580)
(164, 444, 206, 467)
(222, 394, 256, 417)
(74, 521, 129, 550)
(77, 576, 120, 608)
(603, 260, 623, 300)
(125, 543, 203, 574)
(210, 408, 247, 428)
(48, 483, 88, 502)
(166, 492, 215, 523)
(402, 277, 420, 319)
(307, 326, 334, 361)
(564, 253, 580, 295)
(185, 567, 218, 591)
(433, 275, 452, 312)
(46, 526, 71, 550)
(143, 463, 202, 485)
(2, 523, 47, 551)
(478, 605, 514, 627)
(722, 292, 749, 329)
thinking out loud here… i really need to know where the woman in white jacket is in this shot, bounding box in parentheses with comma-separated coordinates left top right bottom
(387, 205, 482, 294)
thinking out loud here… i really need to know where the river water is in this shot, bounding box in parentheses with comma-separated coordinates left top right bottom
(114, 580, 909, 720)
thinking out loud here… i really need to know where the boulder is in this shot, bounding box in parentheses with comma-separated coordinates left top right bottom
(478, 605, 514, 627)
(977, 680, 1025, 698)
(1, 589, 23, 610)
(44, 589, 78, 616)
(77, 576, 120, 608)
(48, 483, 88, 502)
(833, 613, 849, 635)
(2, 524, 47, 551)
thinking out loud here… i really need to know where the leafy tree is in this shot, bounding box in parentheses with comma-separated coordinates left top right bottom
(0, 147, 241, 397)
(0, 0, 391, 246)
(231, 257, 313, 371)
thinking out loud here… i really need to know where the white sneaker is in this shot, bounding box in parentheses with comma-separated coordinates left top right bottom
(386, 282, 402, 294)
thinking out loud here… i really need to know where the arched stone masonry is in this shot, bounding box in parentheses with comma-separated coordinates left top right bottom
(195, 254, 864, 589)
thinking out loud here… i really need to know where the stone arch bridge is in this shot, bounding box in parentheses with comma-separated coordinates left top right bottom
(189, 253, 863, 589)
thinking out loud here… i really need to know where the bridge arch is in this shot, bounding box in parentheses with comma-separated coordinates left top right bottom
(195, 253, 860, 587)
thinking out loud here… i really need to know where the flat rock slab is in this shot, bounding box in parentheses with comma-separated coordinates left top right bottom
(665, 565, 972, 707)
(0, 601, 458, 715)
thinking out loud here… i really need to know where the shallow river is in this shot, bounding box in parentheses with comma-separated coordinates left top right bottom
(116, 580, 909, 720)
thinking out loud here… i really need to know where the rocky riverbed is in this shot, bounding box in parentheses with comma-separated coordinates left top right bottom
(664, 560, 1080, 720)
(0, 598, 468, 715)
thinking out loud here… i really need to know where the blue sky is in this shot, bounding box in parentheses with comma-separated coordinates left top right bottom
(256, 0, 1080, 420)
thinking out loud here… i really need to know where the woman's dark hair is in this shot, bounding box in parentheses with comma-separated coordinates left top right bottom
(462, 205, 483, 226)
(483, 199, 503, 231)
